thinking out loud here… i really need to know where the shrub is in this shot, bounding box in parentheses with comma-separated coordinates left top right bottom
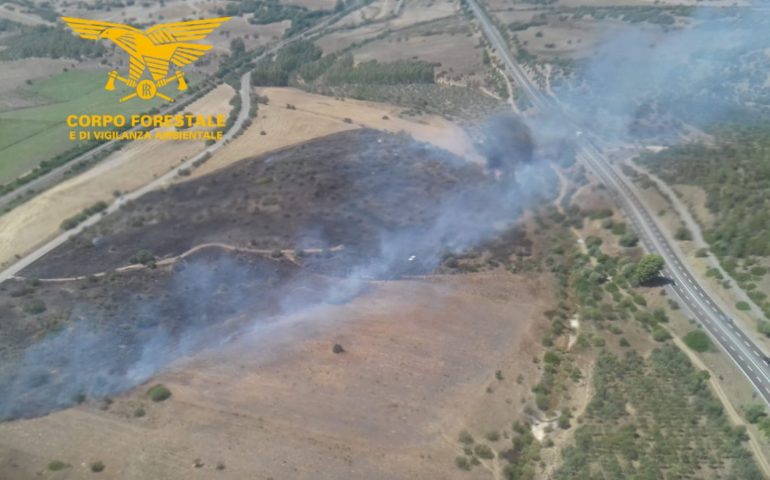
(674, 226, 693, 241)
(485, 430, 500, 442)
(473, 444, 494, 459)
(736, 301, 751, 311)
(455, 456, 470, 470)
(611, 222, 627, 235)
(683, 330, 711, 352)
(459, 430, 474, 444)
(543, 350, 561, 365)
(652, 326, 671, 342)
(633, 254, 664, 285)
(750, 266, 767, 277)
(745, 404, 767, 424)
(90, 461, 105, 473)
(48, 460, 69, 471)
(133, 407, 146, 417)
(619, 233, 639, 247)
(22, 298, 46, 315)
(147, 384, 171, 402)
(60, 201, 109, 231)
(758, 320, 770, 337)
(130, 249, 156, 267)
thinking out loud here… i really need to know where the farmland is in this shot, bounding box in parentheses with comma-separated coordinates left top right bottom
(0, 69, 169, 185)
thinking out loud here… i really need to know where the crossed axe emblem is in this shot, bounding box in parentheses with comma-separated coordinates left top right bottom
(105, 70, 188, 103)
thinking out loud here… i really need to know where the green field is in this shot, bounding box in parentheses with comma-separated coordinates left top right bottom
(0, 69, 174, 185)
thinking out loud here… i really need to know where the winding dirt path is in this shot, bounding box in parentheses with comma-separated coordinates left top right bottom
(14, 243, 345, 283)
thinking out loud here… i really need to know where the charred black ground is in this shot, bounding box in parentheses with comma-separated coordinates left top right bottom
(0, 127, 549, 420)
(23, 129, 485, 279)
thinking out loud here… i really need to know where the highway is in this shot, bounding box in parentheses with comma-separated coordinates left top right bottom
(464, 0, 770, 406)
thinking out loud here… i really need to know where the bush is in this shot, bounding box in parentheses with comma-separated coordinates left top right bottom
(674, 226, 693, 241)
(619, 233, 639, 247)
(473, 444, 495, 459)
(90, 461, 105, 473)
(455, 456, 470, 470)
(130, 249, 156, 267)
(147, 384, 171, 402)
(48, 460, 69, 471)
(744, 404, 767, 424)
(22, 298, 46, 315)
(633, 254, 664, 285)
(736, 301, 751, 311)
(683, 330, 712, 352)
(758, 320, 770, 337)
(543, 350, 561, 365)
(459, 430, 474, 444)
(485, 430, 500, 442)
(652, 326, 671, 342)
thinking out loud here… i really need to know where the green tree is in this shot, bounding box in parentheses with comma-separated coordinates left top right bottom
(230, 38, 245, 56)
(744, 404, 767, 424)
(683, 330, 712, 352)
(633, 254, 664, 285)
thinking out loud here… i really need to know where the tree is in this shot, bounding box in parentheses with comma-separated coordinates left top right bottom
(230, 38, 245, 56)
(744, 404, 767, 424)
(633, 254, 664, 285)
(683, 330, 711, 352)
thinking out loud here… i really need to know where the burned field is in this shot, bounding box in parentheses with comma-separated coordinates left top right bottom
(0, 251, 310, 420)
(23, 129, 486, 279)
(0, 127, 550, 421)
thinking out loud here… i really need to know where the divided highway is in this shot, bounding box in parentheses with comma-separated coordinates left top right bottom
(464, 0, 770, 406)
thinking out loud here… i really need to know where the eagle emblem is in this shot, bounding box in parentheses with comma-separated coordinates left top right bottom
(62, 16, 230, 102)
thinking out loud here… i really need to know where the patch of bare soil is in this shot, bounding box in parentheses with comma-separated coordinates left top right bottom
(0, 271, 552, 480)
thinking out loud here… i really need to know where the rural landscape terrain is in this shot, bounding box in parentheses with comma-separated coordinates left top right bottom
(0, 0, 769, 479)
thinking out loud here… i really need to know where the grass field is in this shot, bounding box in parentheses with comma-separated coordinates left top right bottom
(0, 70, 172, 185)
